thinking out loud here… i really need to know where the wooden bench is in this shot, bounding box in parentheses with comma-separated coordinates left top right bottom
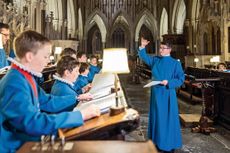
(136, 65, 151, 79)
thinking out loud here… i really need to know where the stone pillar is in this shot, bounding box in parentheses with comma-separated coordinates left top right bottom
(102, 41, 106, 49)
(62, 0, 68, 39)
(35, 0, 42, 33)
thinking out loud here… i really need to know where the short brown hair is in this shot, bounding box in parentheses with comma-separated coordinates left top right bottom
(77, 51, 86, 59)
(161, 41, 172, 49)
(90, 55, 98, 60)
(79, 63, 89, 74)
(60, 48, 77, 57)
(217, 63, 226, 69)
(0, 22, 10, 30)
(57, 56, 80, 77)
(14, 30, 51, 58)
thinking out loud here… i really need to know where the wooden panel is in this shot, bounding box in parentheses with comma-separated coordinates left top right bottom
(217, 87, 230, 129)
(185, 67, 230, 129)
(17, 140, 158, 153)
(61, 108, 140, 140)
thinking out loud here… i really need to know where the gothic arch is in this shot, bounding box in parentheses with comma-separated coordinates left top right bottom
(84, 10, 107, 43)
(110, 13, 131, 37)
(109, 14, 131, 49)
(172, 0, 186, 34)
(160, 8, 168, 41)
(135, 9, 158, 42)
(111, 11, 132, 29)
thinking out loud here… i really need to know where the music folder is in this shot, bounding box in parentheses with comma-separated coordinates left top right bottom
(143, 80, 161, 88)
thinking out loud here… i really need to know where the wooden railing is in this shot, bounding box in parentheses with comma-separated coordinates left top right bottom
(185, 67, 230, 129)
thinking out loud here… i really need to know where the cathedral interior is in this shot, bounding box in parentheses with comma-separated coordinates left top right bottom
(1, 0, 230, 153)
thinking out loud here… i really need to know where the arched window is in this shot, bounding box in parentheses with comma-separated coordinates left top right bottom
(92, 30, 102, 54)
(112, 28, 125, 48)
(87, 25, 102, 54)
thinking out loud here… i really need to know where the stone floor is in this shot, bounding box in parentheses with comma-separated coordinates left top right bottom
(119, 74, 230, 153)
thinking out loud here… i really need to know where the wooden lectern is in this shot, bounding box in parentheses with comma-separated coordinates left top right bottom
(17, 140, 158, 153)
(60, 108, 139, 140)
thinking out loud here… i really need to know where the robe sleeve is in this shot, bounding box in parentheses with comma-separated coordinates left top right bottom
(38, 87, 77, 113)
(167, 61, 185, 89)
(74, 82, 83, 94)
(0, 49, 9, 68)
(138, 47, 156, 67)
(1, 83, 83, 136)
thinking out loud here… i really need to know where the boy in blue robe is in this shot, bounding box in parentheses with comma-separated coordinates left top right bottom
(75, 63, 91, 91)
(60, 47, 77, 59)
(0, 22, 10, 68)
(138, 37, 184, 153)
(77, 51, 87, 63)
(51, 56, 93, 112)
(77, 52, 94, 83)
(0, 30, 100, 153)
(88, 55, 101, 83)
(217, 63, 230, 72)
(59, 48, 82, 94)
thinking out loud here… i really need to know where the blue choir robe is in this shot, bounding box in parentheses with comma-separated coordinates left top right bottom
(8, 49, 16, 65)
(0, 68, 84, 153)
(0, 48, 9, 68)
(73, 82, 83, 94)
(224, 69, 230, 72)
(51, 79, 79, 112)
(138, 48, 184, 151)
(88, 64, 101, 83)
(75, 75, 89, 89)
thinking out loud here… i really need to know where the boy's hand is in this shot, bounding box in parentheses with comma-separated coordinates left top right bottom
(160, 80, 168, 86)
(82, 84, 92, 93)
(80, 104, 101, 120)
(140, 37, 150, 48)
(77, 93, 93, 101)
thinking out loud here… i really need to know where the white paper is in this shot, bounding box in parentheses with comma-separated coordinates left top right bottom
(143, 81, 161, 88)
(74, 93, 116, 113)
(89, 73, 115, 94)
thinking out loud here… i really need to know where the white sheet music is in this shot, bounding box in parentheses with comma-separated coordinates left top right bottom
(74, 73, 127, 113)
(74, 93, 116, 113)
(89, 73, 115, 94)
(143, 81, 161, 88)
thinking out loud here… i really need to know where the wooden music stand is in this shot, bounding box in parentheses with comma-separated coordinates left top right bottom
(59, 108, 140, 140)
(191, 77, 220, 135)
(17, 140, 158, 153)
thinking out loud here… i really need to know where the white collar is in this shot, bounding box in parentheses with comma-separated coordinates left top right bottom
(80, 74, 88, 77)
(8, 57, 42, 78)
(53, 74, 74, 87)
